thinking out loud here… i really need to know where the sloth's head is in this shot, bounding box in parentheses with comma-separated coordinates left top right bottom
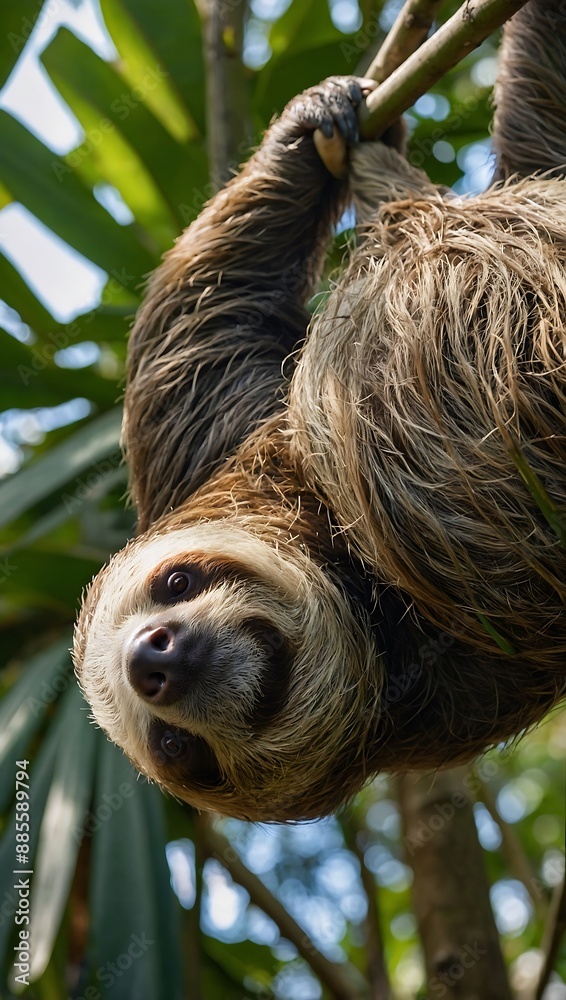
(73, 518, 380, 821)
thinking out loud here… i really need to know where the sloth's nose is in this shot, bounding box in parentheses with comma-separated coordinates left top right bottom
(126, 625, 183, 702)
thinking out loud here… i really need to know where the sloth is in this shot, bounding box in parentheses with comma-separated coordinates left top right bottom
(74, 0, 566, 822)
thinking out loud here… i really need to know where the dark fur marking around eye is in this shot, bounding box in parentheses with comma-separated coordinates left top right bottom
(242, 618, 294, 728)
(147, 552, 266, 605)
(149, 563, 204, 604)
(149, 721, 223, 789)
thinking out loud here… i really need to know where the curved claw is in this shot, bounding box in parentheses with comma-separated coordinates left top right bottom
(313, 126, 349, 179)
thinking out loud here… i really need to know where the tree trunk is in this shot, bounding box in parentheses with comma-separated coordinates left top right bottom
(398, 768, 513, 1000)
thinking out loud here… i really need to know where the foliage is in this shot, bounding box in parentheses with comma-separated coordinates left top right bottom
(0, 1, 564, 998)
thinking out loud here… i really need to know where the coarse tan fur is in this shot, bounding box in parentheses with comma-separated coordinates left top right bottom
(74, 3, 566, 822)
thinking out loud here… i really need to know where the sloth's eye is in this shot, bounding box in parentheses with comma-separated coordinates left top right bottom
(151, 565, 202, 604)
(167, 571, 192, 597)
(160, 730, 185, 758)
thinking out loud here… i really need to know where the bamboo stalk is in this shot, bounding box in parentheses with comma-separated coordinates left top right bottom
(360, 0, 528, 138)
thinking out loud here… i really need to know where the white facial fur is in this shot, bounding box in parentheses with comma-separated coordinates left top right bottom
(75, 518, 381, 818)
(76, 522, 306, 767)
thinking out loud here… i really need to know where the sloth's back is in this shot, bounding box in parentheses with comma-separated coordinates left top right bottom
(289, 171, 566, 673)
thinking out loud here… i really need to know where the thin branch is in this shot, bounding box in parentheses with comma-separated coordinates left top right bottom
(340, 810, 393, 1000)
(360, 0, 529, 138)
(197, 816, 370, 1000)
(366, 0, 444, 84)
(476, 775, 549, 919)
(203, 0, 250, 188)
(534, 877, 566, 1000)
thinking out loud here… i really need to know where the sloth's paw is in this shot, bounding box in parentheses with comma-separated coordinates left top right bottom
(285, 76, 376, 148)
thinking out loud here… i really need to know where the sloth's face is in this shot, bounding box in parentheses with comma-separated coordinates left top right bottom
(74, 521, 378, 821)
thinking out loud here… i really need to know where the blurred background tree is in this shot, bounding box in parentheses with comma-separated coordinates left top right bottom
(0, 1, 564, 998)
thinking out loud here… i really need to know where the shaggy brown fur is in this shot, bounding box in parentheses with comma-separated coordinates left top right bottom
(74, 4, 566, 822)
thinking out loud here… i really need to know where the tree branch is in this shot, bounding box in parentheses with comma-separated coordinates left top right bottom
(197, 816, 370, 1000)
(183, 814, 204, 1000)
(475, 775, 549, 919)
(340, 810, 393, 1000)
(366, 0, 444, 83)
(360, 0, 529, 138)
(203, 0, 250, 188)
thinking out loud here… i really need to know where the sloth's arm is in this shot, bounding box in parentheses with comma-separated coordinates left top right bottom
(492, 0, 566, 180)
(124, 77, 374, 531)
